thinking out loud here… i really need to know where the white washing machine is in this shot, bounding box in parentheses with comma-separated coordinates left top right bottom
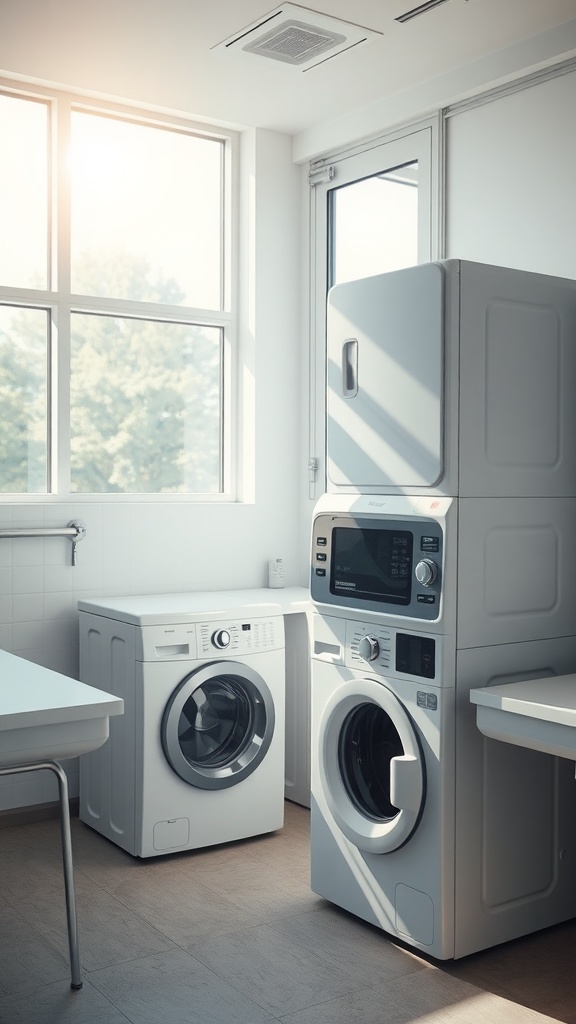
(311, 608, 576, 960)
(78, 591, 285, 857)
(311, 612, 456, 960)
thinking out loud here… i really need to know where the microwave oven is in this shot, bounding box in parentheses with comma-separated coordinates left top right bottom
(311, 512, 444, 621)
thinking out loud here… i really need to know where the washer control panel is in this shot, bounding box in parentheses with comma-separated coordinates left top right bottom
(345, 620, 435, 679)
(198, 616, 283, 656)
(347, 621, 393, 672)
(137, 615, 283, 660)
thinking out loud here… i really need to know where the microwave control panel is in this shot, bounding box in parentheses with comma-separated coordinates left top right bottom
(311, 514, 443, 622)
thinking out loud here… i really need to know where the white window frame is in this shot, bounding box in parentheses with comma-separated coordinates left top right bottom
(0, 78, 240, 504)
(307, 115, 442, 499)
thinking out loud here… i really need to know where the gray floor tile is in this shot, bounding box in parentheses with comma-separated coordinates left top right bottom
(208, 873, 324, 923)
(443, 921, 576, 1023)
(0, 909, 71, 996)
(160, 838, 272, 883)
(268, 904, 427, 987)
(279, 983, 560, 1024)
(109, 874, 264, 944)
(0, 836, 68, 900)
(384, 963, 482, 1011)
(277, 986, 411, 1024)
(0, 824, 41, 850)
(87, 948, 275, 1024)
(61, 823, 164, 890)
(384, 967, 561, 1022)
(16, 885, 176, 971)
(190, 922, 366, 1015)
(0, 977, 126, 1024)
(197, 852, 298, 894)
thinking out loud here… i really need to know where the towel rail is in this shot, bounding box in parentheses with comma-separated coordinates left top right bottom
(0, 519, 87, 565)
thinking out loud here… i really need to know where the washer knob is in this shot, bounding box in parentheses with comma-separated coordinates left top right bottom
(415, 559, 438, 587)
(358, 635, 380, 662)
(212, 628, 231, 649)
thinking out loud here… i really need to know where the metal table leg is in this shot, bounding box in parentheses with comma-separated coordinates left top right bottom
(0, 760, 82, 990)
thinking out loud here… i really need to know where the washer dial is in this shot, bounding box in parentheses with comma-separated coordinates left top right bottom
(358, 635, 380, 662)
(212, 628, 231, 649)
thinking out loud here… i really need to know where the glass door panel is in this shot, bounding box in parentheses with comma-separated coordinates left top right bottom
(330, 162, 419, 287)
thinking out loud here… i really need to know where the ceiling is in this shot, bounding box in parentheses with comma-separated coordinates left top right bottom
(1, 0, 576, 138)
(155, 0, 576, 133)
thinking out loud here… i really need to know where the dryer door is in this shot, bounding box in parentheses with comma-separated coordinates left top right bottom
(161, 661, 275, 790)
(319, 678, 425, 853)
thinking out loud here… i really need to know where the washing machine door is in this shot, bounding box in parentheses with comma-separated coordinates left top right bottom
(319, 678, 425, 854)
(161, 661, 275, 790)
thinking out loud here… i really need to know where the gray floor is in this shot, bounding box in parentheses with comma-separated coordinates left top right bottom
(1, 800, 575, 1024)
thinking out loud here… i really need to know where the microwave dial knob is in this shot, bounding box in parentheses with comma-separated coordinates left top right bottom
(212, 628, 231, 649)
(358, 635, 380, 662)
(415, 559, 438, 587)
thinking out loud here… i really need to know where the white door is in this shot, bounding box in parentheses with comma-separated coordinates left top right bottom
(327, 261, 444, 490)
(161, 661, 275, 790)
(318, 677, 425, 853)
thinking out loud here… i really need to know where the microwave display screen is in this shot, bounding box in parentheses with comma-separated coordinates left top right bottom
(331, 527, 413, 604)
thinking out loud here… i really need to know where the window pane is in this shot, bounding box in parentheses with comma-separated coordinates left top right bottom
(330, 162, 418, 286)
(0, 306, 49, 492)
(0, 95, 48, 289)
(70, 314, 222, 493)
(70, 113, 223, 309)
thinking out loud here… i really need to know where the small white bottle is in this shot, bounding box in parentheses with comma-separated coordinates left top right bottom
(268, 558, 285, 589)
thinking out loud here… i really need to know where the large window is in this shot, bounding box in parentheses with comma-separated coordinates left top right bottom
(0, 85, 236, 498)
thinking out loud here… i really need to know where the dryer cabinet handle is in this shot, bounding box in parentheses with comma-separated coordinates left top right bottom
(342, 338, 358, 398)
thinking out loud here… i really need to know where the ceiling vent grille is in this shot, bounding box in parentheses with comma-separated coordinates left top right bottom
(243, 21, 346, 66)
(212, 4, 382, 72)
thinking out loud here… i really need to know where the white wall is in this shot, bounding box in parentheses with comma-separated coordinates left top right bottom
(445, 67, 576, 279)
(292, 20, 576, 164)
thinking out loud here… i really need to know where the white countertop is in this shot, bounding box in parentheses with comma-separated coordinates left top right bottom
(470, 675, 576, 760)
(470, 676, 576, 727)
(77, 586, 311, 626)
(0, 649, 123, 731)
(272, 587, 311, 614)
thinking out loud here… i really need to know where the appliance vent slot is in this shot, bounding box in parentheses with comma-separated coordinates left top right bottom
(396, 0, 450, 24)
(243, 21, 346, 65)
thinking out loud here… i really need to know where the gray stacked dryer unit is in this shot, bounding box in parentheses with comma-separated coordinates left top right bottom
(310, 259, 576, 959)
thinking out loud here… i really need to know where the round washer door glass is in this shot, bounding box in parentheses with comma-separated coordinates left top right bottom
(339, 702, 405, 820)
(319, 678, 425, 853)
(162, 661, 275, 790)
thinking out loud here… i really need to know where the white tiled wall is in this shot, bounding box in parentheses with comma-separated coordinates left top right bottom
(1, 503, 137, 679)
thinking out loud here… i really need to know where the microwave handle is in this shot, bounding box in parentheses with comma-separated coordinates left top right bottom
(342, 338, 358, 398)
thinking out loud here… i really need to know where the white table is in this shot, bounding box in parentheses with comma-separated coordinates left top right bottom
(470, 675, 576, 760)
(0, 651, 123, 989)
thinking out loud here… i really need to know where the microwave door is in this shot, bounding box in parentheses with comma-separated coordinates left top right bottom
(327, 262, 445, 490)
